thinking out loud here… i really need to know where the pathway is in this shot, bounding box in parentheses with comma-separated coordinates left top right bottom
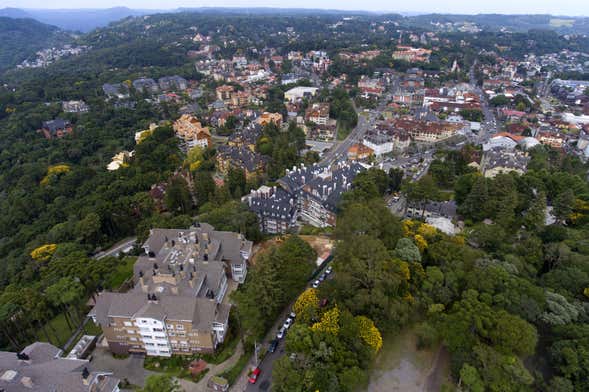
(178, 341, 244, 392)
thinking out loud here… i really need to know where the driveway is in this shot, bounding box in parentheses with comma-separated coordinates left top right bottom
(91, 347, 154, 388)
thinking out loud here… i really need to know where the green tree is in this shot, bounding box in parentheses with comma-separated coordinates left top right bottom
(141, 374, 181, 392)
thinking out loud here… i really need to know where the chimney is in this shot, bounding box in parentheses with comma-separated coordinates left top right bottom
(82, 367, 90, 385)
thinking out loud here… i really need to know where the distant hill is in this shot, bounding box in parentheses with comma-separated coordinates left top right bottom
(0, 17, 70, 72)
(0, 7, 154, 32)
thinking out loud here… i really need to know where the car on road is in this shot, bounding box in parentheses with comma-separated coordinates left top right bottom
(318, 273, 326, 282)
(277, 327, 286, 339)
(312, 280, 320, 288)
(325, 266, 333, 274)
(248, 367, 261, 384)
(268, 339, 279, 353)
(289, 311, 296, 319)
(283, 318, 293, 329)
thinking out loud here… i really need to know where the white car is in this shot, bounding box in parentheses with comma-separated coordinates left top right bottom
(325, 266, 333, 274)
(277, 327, 286, 339)
(283, 318, 293, 329)
(289, 312, 296, 319)
(312, 280, 320, 288)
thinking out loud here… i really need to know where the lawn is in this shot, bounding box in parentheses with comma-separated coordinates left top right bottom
(105, 256, 137, 290)
(38, 313, 75, 348)
(144, 354, 208, 382)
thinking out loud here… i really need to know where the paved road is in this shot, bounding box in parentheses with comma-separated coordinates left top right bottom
(94, 237, 137, 260)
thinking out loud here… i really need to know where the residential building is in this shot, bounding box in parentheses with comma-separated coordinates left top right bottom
(305, 103, 330, 126)
(392, 46, 432, 63)
(362, 132, 394, 156)
(216, 85, 234, 101)
(393, 119, 463, 143)
(347, 143, 374, 161)
(158, 76, 188, 91)
(284, 86, 318, 103)
(537, 131, 565, 149)
(0, 342, 119, 391)
(107, 151, 134, 171)
(62, 100, 89, 113)
(246, 162, 365, 232)
(39, 118, 73, 139)
(173, 114, 212, 149)
(102, 83, 129, 99)
(90, 224, 252, 357)
(257, 112, 283, 127)
(133, 78, 159, 94)
(481, 149, 529, 178)
(216, 145, 268, 180)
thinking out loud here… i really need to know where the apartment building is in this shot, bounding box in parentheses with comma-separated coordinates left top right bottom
(305, 103, 330, 126)
(246, 162, 365, 232)
(173, 114, 212, 149)
(90, 225, 252, 357)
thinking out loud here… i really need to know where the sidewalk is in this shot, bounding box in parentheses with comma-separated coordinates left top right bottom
(178, 341, 244, 392)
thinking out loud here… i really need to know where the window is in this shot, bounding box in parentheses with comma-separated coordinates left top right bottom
(141, 335, 152, 339)
(129, 337, 137, 342)
(167, 325, 174, 330)
(123, 321, 132, 327)
(145, 343, 154, 346)
(176, 324, 184, 330)
(153, 328, 164, 332)
(157, 343, 168, 347)
(126, 330, 135, 335)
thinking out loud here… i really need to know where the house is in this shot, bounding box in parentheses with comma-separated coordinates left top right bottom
(173, 114, 212, 150)
(483, 132, 522, 151)
(347, 143, 374, 161)
(89, 224, 252, 357)
(392, 119, 463, 143)
(481, 148, 529, 178)
(62, 100, 89, 113)
(257, 112, 283, 127)
(246, 162, 365, 232)
(102, 83, 129, 99)
(228, 123, 263, 152)
(158, 76, 188, 91)
(0, 342, 119, 391)
(39, 119, 73, 139)
(305, 103, 330, 126)
(284, 86, 318, 103)
(406, 200, 457, 220)
(358, 76, 384, 97)
(133, 78, 159, 94)
(107, 151, 134, 171)
(216, 145, 268, 180)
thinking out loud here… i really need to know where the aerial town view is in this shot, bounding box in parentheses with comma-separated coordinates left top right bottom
(1, 0, 589, 391)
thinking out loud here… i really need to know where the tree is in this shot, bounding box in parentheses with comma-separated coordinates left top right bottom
(460, 364, 484, 392)
(403, 175, 440, 218)
(293, 288, 319, 324)
(394, 238, 422, 262)
(141, 375, 181, 392)
(388, 168, 404, 192)
(554, 189, 575, 224)
(165, 176, 192, 214)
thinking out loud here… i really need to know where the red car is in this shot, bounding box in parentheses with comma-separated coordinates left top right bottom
(248, 367, 261, 384)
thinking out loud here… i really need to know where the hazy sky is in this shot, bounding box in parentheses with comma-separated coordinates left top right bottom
(3, 0, 589, 16)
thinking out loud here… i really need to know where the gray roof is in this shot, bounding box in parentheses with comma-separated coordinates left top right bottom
(0, 342, 119, 392)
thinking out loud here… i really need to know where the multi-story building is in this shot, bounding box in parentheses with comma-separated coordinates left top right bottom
(305, 103, 330, 126)
(481, 148, 529, 178)
(158, 76, 188, 92)
(393, 119, 463, 143)
(362, 132, 394, 156)
(0, 342, 119, 391)
(216, 145, 268, 180)
(392, 46, 432, 63)
(173, 114, 212, 149)
(133, 78, 159, 94)
(246, 162, 365, 232)
(216, 85, 234, 101)
(537, 131, 565, 149)
(256, 112, 283, 127)
(90, 225, 252, 357)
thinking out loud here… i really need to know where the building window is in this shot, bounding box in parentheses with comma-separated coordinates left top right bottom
(129, 337, 137, 342)
(167, 325, 174, 330)
(123, 321, 132, 327)
(153, 328, 164, 332)
(176, 324, 184, 330)
(145, 343, 154, 346)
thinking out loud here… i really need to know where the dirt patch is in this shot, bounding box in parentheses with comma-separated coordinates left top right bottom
(367, 328, 451, 392)
(251, 235, 334, 266)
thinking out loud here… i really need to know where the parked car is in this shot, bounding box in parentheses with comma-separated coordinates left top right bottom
(268, 339, 279, 353)
(248, 367, 261, 384)
(318, 273, 326, 282)
(289, 311, 296, 319)
(277, 327, 286, 339)
(283, 318, 293, 329)
(312, 280, 320, 288)
(325, 266, 333, 274)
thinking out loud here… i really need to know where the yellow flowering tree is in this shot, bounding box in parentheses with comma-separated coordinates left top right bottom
(294, 288, 319, 324)
(417, 223, 437, 240)
(356, 315, 383, 352)
(30, 244, 57, 262)
(312, 306, 340, 335)
(40, 164, 71, 186)
(414, 234, 428, 252)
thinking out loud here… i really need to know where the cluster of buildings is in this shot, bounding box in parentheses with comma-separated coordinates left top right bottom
(17, 45, 89, 69)
(38, 118, 73, 139)
(392, 46, 432, 63)
(173, 114, 212, 151)
(246, 161, 365, 233)
(90, 224, 252, 357)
